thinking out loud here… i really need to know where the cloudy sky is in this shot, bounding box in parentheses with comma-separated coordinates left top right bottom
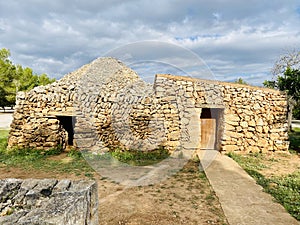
(0, 0, 299, 86)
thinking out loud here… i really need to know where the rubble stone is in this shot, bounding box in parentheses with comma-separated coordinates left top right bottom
(7, 58, 289, 153)
(0, 179, 98, 225)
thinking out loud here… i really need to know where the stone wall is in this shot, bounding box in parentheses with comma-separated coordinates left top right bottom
(8, 58, 140, 150)
(154, 74, 289, 153)
(8, 57, 289, 153)
(0, 179, 98, 225)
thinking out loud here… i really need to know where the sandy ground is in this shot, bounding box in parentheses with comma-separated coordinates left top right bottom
(0, 159, 228, 225)
(0, 113, 13, 129)
(258, 152, 300, 177)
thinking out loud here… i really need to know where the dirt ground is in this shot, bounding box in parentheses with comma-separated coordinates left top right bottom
(0, 149, 298, 224)
(256, 152, 300, 178)
(0, 158, 228, 225)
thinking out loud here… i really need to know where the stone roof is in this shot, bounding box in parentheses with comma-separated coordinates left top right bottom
(60, 57, 140, 85)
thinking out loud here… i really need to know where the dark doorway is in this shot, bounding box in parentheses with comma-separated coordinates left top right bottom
(57, 116, 75, 146)
(200, 108, 224, 150)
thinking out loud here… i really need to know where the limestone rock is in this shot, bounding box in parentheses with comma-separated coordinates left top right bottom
(0, 179, 98, 225)
(7, 58, 289, 154)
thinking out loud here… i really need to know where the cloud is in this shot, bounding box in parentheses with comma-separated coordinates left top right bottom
(0, 0, 299, 85)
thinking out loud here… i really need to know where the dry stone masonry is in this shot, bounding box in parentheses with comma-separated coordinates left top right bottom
(0, 179, 98, 225)
(8, 57, 289, 153)
(155, 75, 289, 153)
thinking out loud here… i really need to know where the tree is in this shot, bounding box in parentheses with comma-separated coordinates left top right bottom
(264, 49, 300, 130)
(264, 67, 300, 131)
(0, 48, 10, 61)
(277, 68, 300, 120)
(0, 48, 55, 109)
(272, 49, 300, 78)
(235, 77, 248, 85)
(262, 80, 276, 89)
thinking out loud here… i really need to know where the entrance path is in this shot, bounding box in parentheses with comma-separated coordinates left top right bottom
(198, 151, 299, 225)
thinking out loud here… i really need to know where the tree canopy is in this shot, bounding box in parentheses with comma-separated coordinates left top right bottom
(0, 48, 55, 109)
(264, 50, 300, 120)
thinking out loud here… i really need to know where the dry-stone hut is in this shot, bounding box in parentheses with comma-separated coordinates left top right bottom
(8, 57, 289, 153)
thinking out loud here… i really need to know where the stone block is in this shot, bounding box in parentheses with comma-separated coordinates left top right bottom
(256, 118, 264, 126)
(248, 146, 260, 153)
(222, 145, 239, 151)
(0, 179, 98, 225)
(240, 121, 248, 128)
(257, 139, 268, 147)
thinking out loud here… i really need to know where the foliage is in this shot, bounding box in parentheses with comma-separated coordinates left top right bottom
(264, 50, 300, 119)
(277, 68, 300, 99)
(41, 145, 64, 156)
(264, 68, 300, 119)
(0, 48, 55, 108)
(227, 152, 300, 220)
(289, 128, 300, 153)
(110, 147, 170, 166)
(262, 80, 276, 89)
(67, 148, 84, 159)
(234, 77, 248, 85)
(0, 130, 9, 150)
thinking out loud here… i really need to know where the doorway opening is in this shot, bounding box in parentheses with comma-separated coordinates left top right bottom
(57, 116, 75, 147)
(200, 108, 224, 150)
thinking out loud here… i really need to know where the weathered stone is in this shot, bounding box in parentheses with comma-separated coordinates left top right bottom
(256, 118, 264, 126)
(257, 139, 268, 147)
(225, 114, 240, 122)
(224, 131, 243, 139)
(248, 120, 256, 127)
(7, 58, 289, 154)
(240, 121, 248, 128)
(256, 126, 263, 133)
(222, 145, 239, 151)
(224, 123, 235, 131)
(248, 146, 260, 153)
(0, 179, 98, 225)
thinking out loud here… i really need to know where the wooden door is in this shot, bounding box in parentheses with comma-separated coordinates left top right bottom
(200, 118, 216, 149)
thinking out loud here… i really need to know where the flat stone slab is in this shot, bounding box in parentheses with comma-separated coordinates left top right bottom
(200, 152, 299, 225)
(0, 179, 98, 225)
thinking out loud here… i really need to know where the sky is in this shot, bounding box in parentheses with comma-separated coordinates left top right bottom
(0, 0, 300, 86)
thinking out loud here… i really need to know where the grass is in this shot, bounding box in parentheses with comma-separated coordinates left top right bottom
(0, 129, 94, 177)
(0, 130, 169, 178)
(0, 130, 9, 150)
(110, 147, 170, 166)
(227, 152, 300, 221)
(227, 129, 300, 220)
(289, 127, 300, 154)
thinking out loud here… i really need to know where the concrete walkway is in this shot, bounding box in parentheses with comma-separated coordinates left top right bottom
(0, 113, 13, 129)
(199, 151, 299, 225)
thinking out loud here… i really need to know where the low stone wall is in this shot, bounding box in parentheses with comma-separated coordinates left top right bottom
(0, 179, 98, 225)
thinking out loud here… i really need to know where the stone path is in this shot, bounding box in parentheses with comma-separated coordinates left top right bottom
(199, 151, 299, 225)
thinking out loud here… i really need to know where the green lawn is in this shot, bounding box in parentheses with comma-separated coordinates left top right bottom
(289, 127, 300, 154)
